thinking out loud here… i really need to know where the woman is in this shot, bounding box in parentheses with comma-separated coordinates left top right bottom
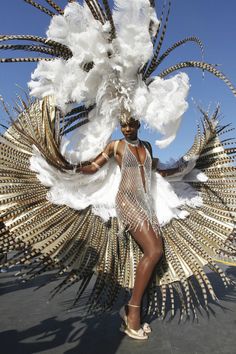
(76, 117, 182, 339)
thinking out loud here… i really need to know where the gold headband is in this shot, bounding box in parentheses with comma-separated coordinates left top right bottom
(119, 108, 132, 124)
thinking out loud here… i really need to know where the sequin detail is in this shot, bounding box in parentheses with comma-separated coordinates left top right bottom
(115, 141, 160, 235)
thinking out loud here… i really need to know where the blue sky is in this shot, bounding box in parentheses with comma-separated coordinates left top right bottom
(0, 0, 236, 162)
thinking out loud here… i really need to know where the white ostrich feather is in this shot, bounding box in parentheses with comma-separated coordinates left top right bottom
(28, 0, 190, 162)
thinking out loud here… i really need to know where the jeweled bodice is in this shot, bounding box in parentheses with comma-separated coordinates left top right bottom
(115, 141, 159, 233)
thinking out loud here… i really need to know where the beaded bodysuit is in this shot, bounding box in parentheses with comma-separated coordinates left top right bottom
(115, 140, 160, 235)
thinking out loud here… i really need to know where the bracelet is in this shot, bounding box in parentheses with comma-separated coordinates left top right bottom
(102, 152, 109, 161)
(91, 161, 101, 170)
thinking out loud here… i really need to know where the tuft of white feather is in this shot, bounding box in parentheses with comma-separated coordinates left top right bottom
(113, 0, 158, 72)
(133, 73, 190, 148)
(28, 0, 189, 160)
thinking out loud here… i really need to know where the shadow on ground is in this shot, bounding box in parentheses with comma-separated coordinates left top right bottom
(0, 312, 125, 354)
(0, 264, 235, 354)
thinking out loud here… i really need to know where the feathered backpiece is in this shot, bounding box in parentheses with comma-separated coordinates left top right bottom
(1, 1, 236, 318)
(1, 0, 236, 155)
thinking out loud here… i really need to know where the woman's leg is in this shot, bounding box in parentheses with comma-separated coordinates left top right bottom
(127, 221, 163, 330)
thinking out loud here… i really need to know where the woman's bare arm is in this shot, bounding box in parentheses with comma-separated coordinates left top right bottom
(154, 157, 187, 177)
(76, 141, 114, 174)
(144, 142, 183, 176)
(156, 164, 180, 177)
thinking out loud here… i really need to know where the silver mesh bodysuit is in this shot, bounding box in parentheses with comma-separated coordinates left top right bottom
(115, 140, 160, 236)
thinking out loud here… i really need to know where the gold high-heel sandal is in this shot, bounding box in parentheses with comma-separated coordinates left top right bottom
(119, 304, 148, 340)
(129, 304, 152, 334)
(142, 322, 152, 334)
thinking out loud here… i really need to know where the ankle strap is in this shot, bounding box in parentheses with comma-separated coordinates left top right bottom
(128, 303, 140, 308)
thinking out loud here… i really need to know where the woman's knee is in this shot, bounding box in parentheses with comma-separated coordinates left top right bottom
(146, 247, 163, 264)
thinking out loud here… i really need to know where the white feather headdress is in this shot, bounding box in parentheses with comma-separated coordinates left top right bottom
(1, 0, 235, 159)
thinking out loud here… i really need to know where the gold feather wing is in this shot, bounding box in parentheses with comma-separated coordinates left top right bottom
(0, 98, 235, 318)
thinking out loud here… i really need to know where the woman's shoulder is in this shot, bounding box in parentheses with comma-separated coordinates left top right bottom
(108, 139, 125, 157)
(104, 139, 124, 155)
(110, 139, 125, 147)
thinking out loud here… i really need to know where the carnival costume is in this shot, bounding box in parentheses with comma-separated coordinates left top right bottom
(115, 140, 161, 235)
(0, 0, 236, 319)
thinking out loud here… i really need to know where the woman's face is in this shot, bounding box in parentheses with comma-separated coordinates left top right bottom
(120, 119, 140, 140)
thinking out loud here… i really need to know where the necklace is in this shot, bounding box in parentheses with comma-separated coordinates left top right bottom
(125, 137, 140, 147)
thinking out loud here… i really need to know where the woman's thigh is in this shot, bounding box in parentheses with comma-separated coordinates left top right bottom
(129, 221, 163, 255)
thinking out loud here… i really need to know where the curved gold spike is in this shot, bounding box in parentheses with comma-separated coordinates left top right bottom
(0, 44, 69, 59)
(146, 0, 171, 74)
(85, 0, 103, 23)
(63, 118, 90, 135)
(140, 0, 166, 75)
(23, 0, 56, 17)
(144, 36, 204, 78)
(158, 61, 236, 96)
(92, 0, 106, 23)
(0, 57, 54, 63)
(101, 0, 116, 40)
(0, 35, 72, 57)
(45, 0, 64, 15)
